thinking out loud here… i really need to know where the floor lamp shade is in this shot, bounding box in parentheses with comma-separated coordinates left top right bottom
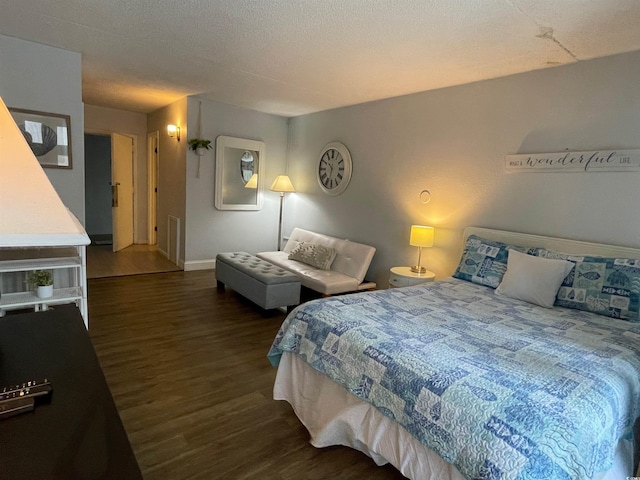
(410, 225, 434, 273)
(270, 175, 295, 251)
(244, 173, 258, 189)
(270, 175, 296, 193)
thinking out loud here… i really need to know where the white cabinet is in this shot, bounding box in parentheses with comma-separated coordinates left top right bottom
(0, 98, 90, 327)
(0, 246, 88, 326)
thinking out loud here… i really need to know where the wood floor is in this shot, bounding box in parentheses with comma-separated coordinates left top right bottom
(88, 270, 407, 480)
(87, 244, 182, 279)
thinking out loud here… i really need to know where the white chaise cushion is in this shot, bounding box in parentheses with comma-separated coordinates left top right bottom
(283, 228, 375, 284)
(257, 251, 361, 295)
(257, 228, 376, 295)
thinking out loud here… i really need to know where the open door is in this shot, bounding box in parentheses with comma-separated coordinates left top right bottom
(112, 133, 134, 252)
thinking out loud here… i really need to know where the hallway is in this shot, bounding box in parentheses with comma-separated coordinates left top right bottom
(87, 244, 182, 279)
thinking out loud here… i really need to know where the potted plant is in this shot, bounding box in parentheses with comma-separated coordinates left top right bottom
(27, 270, 53, 299)
(188, 138, 212, 156)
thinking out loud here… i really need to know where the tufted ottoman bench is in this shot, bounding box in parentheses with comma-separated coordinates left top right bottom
(215, 252, 301, 311)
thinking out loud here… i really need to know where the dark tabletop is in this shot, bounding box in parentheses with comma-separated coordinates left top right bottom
(0, 305, 142, 479)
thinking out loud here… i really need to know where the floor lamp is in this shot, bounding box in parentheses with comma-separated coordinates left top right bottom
(270, 175, 296, 251)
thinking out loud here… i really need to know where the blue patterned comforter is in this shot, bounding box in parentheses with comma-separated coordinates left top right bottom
(268, 278, 640, 480)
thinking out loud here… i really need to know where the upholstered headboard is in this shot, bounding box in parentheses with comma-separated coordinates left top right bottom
(463, 226, 640, 259)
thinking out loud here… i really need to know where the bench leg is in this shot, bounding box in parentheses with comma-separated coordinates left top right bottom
(217, 280, 225, 290)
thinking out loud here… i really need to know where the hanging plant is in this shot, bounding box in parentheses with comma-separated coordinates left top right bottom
(188, 138, 212, 156)
(192, 102, 209, 172)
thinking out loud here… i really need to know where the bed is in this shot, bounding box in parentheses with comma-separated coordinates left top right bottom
(268, 227, 640, 480)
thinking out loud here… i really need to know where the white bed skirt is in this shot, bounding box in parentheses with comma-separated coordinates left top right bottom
(274, 351, 634, 480)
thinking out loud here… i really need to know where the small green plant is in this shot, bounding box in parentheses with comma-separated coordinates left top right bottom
(187, 138, 212, 151)
(27, 270, 53, 288)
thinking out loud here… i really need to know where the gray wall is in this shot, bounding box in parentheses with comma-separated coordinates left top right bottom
(148, 98, 188, 262)
(183, 97, 288, 269)
(0, 34, 85, 224)
(4, 31, 639, 290)
(285, 50, 640, 288)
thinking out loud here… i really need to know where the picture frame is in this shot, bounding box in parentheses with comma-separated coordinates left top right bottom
(8, 108, 73, 169)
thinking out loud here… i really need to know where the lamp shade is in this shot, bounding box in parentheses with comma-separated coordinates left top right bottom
(244, 173, 258, 189)
(167, 124, 180, 140)
(270, 175, 296, 193)
(410, 225, 434, 247)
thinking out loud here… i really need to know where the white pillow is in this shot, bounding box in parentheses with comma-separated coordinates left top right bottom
(496, 249, 574, 308)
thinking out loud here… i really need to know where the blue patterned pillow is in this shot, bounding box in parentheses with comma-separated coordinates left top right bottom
(533, 248, 640, 322)
(453, 235, 525, 288)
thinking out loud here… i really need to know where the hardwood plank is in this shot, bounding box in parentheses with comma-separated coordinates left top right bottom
(88, 270, 407, 479)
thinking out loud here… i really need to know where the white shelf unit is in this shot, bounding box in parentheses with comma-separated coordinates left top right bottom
(0, 246, 88, 327)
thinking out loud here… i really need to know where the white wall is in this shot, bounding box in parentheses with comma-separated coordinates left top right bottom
(183, 97, 288, 270)
(0, 34, 85, 223)
(84, 104, 149, 243)
(286, 50, 640, 288)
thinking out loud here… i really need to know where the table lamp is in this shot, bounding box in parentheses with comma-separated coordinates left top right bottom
(410, 225, 434, 273)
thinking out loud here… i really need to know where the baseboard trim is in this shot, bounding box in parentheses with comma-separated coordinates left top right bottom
(156, 247, 184, 269)
(184, 259, 215, 271)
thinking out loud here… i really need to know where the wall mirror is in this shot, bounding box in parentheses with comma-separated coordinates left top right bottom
(215, 135, 265, 210)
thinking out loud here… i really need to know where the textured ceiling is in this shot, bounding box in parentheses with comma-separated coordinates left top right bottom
(1, 0, 640, 117)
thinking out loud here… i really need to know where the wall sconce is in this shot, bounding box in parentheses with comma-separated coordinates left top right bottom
(167, 124, 180, 141)
(410, 225, 434, 273)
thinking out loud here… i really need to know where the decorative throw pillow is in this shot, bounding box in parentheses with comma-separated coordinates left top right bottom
(496, 249, 574, 308)
(452, 235, 525, 288)
(533, 248, 640, 322)
(288, 242, 337, 270)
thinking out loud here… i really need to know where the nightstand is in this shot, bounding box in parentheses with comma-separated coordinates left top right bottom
(389, 266, 435, 288)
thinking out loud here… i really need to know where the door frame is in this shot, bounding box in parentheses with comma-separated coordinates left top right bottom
(147, 131, 159, 246)
(84, 129, 137, 247)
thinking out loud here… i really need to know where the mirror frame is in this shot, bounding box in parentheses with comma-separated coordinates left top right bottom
(215, 135, 265, 210)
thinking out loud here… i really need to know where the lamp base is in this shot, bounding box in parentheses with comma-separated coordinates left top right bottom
(410, 265, 426, 274)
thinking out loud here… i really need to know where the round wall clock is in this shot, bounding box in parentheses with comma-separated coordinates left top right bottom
(317, 142, 352, 196)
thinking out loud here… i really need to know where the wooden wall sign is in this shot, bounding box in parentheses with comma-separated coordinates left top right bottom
(505, 149, 640, 173)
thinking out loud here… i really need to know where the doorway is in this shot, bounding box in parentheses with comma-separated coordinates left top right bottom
(84, 131, 180, 279)
(147, 131, 158, 246)
(85, 133, 113, 245)
(84, 132, 134, 251)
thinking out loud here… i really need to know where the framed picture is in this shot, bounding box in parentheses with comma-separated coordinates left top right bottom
(8, 108, 73, 169)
